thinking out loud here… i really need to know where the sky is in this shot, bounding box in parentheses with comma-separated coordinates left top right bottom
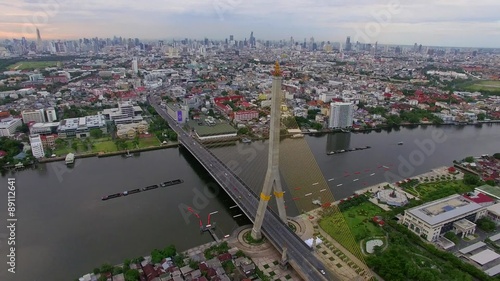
(1, 0, 499, 48)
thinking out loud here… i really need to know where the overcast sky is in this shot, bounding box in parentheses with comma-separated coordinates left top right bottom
(1, 0, 499, 47)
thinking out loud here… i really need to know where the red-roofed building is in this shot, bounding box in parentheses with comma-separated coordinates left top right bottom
(217, 253, 232, 262)
(463, 192, 495, 206)
(142, 264, 159, 281)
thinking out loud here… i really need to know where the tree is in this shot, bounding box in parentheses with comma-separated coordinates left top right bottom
(55, 138, 67, 149)
(463, 156, 475, 163)
(124, 269, 140, 281)
(98, 275, 107, 281)
(15, 123, 29, 134)
(237, 127, 249, 135)
(463, 173, 480, 186)
(90, 128, 103, 139)
(476, 218, 496, 232)
(71, 140, 79, 151)
(112, 266, 123, 275)
(493, 153, 500, 160)
(477, 113, 486, 121)
(100, 263, 113, 274)
(93, 268, 100, 274)
(132, 136, 139, 148)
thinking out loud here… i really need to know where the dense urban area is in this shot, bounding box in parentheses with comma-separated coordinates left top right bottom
(1, 34, 500, 281)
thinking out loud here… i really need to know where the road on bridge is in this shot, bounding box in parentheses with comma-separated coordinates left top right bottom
(148, 96, 343, 281)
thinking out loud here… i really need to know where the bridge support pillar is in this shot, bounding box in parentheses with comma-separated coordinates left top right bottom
(252, 62, 288, 240)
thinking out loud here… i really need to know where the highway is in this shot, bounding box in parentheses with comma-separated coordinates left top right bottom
(149, 96, 341, 281)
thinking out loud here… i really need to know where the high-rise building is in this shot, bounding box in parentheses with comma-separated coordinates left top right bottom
(132, 57, 138, 74)
(345, 36, 352, 51)
(22, 109, 45, 124)
(328, 102, 353, 129)
(29, 134, 45, 158)
(45, 107, 57, 122)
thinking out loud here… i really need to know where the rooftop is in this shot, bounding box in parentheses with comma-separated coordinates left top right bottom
(188, 119, 237, 137)
(476, 185, 500, 200)
(406, 194, 484, 225)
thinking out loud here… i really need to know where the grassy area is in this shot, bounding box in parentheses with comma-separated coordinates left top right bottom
(8, 61, 59, 70)
(136, 137, 160, 148)
(403, 180, 474, 202)
(462, 80, 500, 96)
(319, 202, 385, 252)
(92, 140, 117, 153)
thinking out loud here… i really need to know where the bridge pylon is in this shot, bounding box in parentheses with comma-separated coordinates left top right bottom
(252, 61, 287, 240)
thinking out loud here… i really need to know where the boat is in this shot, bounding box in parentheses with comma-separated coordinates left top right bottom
(65, 153, 75, 165)
(123, 189, 141, 196)
(291, 134, 305, 138)
(326, 151, 335, 155)
(398, 142, 403, 145)
(102, 193, 122, 200)
(341, 128, 351, 133)
(125, 150, 132, 157)
(160, 179, 184, 187)
(142, 184, 159, 191)
(241, 137, 252, 143)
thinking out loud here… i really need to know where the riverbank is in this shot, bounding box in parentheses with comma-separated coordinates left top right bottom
(37, 143, 179, 163)
(300, 121, 500, 135)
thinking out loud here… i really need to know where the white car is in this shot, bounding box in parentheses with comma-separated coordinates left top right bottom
(319, 269, 326, 275)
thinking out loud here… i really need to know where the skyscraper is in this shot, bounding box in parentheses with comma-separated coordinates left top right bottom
(249, 31, 255, 48)
(252, 62, 287, 240)
(328, 102, 353, 129)
(345, 36, 352, 51)
(36, 28, 42, 50)
(132, 57, 138, 74)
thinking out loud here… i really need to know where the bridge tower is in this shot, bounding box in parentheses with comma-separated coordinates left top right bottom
(252, 61, 287, 240)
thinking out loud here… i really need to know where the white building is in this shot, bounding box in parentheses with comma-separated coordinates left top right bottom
(22, 109, 45, 124)
(29, 134, 45, 158)
(319, 92, 337, 103)
(132, 57, 138, 74)
(165, 103, 189, 124)
(58, 114, 107, 138)
(101, 101, 143, 125)
(402, 194, 487, 242)
(45, 107, 57, 122)
(0, 117, 22, 137)
(328, 102, 353, 129)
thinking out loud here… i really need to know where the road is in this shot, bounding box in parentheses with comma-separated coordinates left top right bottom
(149, 96, 341, 281)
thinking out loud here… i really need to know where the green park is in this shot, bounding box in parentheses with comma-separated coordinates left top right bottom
(316, 173, 496, 281)
(8, 61, 60, 70)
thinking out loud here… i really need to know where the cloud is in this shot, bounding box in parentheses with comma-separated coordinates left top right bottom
(0, 0, 499, 47)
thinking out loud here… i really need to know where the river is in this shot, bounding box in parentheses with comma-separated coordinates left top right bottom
(0, 124, 498, 280)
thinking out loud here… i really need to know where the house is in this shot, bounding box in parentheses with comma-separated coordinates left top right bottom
(234, 257, 256, 276)
(142, 264, 159, 281)
(217, 253, 232, 263)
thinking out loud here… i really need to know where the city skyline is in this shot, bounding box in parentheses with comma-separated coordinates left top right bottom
(1, 0, 499, 48)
